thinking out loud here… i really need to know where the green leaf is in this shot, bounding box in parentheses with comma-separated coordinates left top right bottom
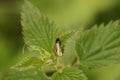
(76, 20, 120, 69)
(60, 31, 75, 44)
(61, 34, 77, 65)
(52, 67, 87, 80)
(2, 69, 47, 80)
(59, 30, 76, 52)
(11, 53, 44, 70)
(21, 1, 59, 54)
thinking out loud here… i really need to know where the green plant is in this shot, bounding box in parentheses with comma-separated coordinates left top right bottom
(2, 1, 120, 80)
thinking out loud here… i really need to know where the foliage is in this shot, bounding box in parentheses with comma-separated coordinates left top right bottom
(76, 21, 120, 69)
(52, 67, 87, 80)
(1, 0, 120, 80)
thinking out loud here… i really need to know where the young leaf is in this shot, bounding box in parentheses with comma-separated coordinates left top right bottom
(11, 53, 44, 70)
(3, 69, 47, 80)
(52, 67, 87, 80)
(61, 35, 77, 65)
(57, 28, 80, 64)
(60, 31, 76, 45)
(21, 1, 59, 54)
(76, 20, 120, 69)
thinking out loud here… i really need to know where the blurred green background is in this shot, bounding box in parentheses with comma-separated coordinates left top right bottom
(0, 0, 120, 80)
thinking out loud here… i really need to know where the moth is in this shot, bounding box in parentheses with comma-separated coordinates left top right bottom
(55, 38, 63, 56)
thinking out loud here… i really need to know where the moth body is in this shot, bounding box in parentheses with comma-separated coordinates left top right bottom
(55, 38, 63, 57)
